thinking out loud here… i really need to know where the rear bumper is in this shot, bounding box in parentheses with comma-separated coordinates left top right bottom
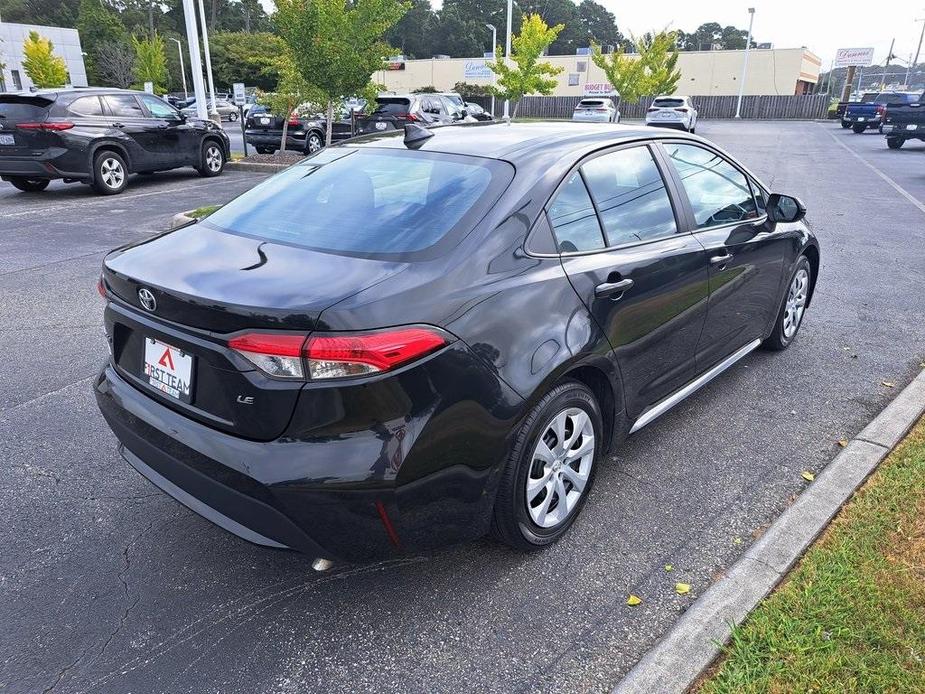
(883, 123, 924, 138)
(646, 121, 689, 130)
(0, 154, 86, 181)
(572, 113, 614, 122)
(244, 131, 313, 152)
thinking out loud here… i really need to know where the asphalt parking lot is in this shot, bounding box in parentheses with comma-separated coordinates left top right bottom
(2, 121, 924, 694)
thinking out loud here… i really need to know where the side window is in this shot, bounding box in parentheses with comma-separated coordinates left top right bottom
(68, 96, 103, 117)
(140, 94, 178, 119)
(103, 94, 144, 118)
(664, 142, 758, 228)
(580, 146, 678, 246)
(547, 172, 605, 253)
(750, 178, 767, 216)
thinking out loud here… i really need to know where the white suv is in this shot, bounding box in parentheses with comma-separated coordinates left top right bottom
(645, 96, 698, 133)
(572, 98, 620, 123)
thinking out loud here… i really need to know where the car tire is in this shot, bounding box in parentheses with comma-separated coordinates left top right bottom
(305, 132, 324, 154)
(840, 119, 850, 128)
(852, 124, 866, 134)
(90, 151, 128, 195)
(491, 380, 602, 551)
(9, 177, 50, 192)
(887, 137, 904, 149)
(197, 140, 225, 177)
(763, 255, 812, 351)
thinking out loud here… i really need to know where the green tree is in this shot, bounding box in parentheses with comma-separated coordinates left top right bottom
(77, 0, 129, 85)
(592, 29, 681, 103)
(22, 31, 68, 87)
(275, 0, 408, 146)
(518, 0, 581, 55)
(576, 0, 622, 49)
(209, 32, 287, 91)
(131, 32, 168, 93)
(486, 13, 564, 118)
(385, 0, 434, 58)
(264, 55, 322, 152)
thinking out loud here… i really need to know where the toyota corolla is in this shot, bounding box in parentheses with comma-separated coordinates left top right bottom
(95, 122, 819, 565)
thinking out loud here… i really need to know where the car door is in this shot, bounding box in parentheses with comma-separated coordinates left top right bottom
(65, 95, 110, 142)
(101, 93, 161, 170)
(658, 141, 789, 369)
(138, 93, 198, 167)
(551, 143, 711, 418)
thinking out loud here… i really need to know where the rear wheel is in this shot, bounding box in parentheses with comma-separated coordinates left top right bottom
(840, 119, 850, 128)
(852, 124, 866, 134)
(764, 255, 812, 351)
(305, 132, 323, 154)
(887, 137, 904, 149)
(197, 141, 225, 177)
(9, 177, 50, 192)
(491, 381, 602, 550)
(91, 151, 128, 195)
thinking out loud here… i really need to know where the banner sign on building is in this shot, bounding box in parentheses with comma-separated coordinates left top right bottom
(834, 47, 874, 68)
(583, 82, 617, 96)
(464, 60, 494, 80)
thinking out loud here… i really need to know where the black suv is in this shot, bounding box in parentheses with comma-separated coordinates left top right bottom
(355, 94, 461, 134)
(0, 88, 230, 195)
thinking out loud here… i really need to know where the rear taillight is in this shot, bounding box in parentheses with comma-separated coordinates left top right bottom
(595, 108, 608, 112)
(876, 105, 886, 116)
(287, 111, 300, 127)
(394, 112, 418, 122)
(647, 107, 659, 113)
(97, 275, 106, 298)
(17, 121, 74, 131)
(228, 326, 449, 380)
(675, 108, 688, 113)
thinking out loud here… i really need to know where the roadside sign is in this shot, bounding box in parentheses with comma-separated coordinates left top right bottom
(143, 81, 154, 94)
(464, 60, 493, 80)
(583, 82, 617, 96)
(233, 82, 246, 106)
(834, 48, 874, 68)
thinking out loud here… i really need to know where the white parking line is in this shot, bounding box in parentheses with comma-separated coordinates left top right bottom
(0, 174, 267, 219)
(824, 127, 925, 217)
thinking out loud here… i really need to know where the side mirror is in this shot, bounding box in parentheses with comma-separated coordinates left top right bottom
(766, 193, 806, 224)
(459, 109, 469, 118)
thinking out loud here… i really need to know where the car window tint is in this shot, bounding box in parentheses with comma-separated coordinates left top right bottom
(104, 94, 144, 118)
(653, 98, 684, 107)
(69, 96, 103, 116)
(750, 178, 767, 215)
(580, 146, 677, 246)
(664, 143, 759, 229)
(203, 150, 510, 257)
(140, 95, 177, 119)
(547, 172, 605, 253)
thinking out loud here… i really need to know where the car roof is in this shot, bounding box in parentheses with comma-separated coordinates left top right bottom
(12, 87, 145, 98)
(345, 121, 698, 163)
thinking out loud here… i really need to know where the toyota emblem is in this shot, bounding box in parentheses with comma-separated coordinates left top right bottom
(138, 287, 157, 312)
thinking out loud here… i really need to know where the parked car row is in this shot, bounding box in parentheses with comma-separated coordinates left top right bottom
(836, 89, 925, 150)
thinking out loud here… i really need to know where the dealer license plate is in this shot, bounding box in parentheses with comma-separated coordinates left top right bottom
(143, 338, 193, 402)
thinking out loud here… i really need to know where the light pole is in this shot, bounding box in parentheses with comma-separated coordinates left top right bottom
(181, 0, 208, 121)
(196, 0, 219, 120)
(170, 38, 188, 101)
(914, 18, 925, 71)
(486, 23, 497, 117)
(503, 0, 513, 121)
(734, 7, 755, 119)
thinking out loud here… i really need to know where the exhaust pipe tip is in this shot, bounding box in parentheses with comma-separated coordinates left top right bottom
(311, 557, 335, 572)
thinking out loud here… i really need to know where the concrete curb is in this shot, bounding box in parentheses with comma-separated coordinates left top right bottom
(225, 161, 291, 174)
(613, 368, 925, 694)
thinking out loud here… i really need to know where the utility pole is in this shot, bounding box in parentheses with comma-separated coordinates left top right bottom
(840, 65, 856, 102)
(881, 37, 895, 89)
(503, 0, 512, 121)
(170, 38, 188, 100)
(486, 23, 497, 117)
(181, 0, 208, 121)
(914, 18, 925, 71)
(734, 7, 755, 119)
(196, 0, 219, 121)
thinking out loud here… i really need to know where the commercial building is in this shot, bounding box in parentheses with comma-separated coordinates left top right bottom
(0, 22, 88, 91)
(375, 47, 821, 97)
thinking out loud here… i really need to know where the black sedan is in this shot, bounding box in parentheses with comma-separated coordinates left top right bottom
(95, 122, 819, 564)
(0, 88, 230, 195)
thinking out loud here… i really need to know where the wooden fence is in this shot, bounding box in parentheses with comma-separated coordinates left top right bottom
(468, 94, 829, 120)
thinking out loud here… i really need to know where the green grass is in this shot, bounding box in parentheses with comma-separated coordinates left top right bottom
(698, 414, 925, 694)
(188, 205, 221, 219)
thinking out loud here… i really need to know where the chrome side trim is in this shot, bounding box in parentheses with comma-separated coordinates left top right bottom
(628, 338, 762, 434)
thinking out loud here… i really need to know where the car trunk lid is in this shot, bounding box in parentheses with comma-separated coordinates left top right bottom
(0, 94, 57, 156)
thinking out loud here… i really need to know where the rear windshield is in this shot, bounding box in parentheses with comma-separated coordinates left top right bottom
(202, 148, 513, 258)
(578, 100, 604, 107)
(0, 97, 53, 122)
(653, 98, 684, 107)
(373, 98, 412, 114)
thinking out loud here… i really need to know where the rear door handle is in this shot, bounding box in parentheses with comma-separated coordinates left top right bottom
(595, 278, 634, 299)
(710, 252, 734, 265)
(111, 122, 124, 128)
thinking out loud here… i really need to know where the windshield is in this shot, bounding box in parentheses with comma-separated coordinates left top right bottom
(202, 148, 514, 258)
(373, 98, 412, 114)
(0, 97, 53, 121)
(578, 100, 604, 107)
(653, 98, 685, 107)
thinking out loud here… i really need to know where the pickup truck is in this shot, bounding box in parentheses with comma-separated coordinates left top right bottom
(882, 92, 925, 149)
(844, 92, 920, 133)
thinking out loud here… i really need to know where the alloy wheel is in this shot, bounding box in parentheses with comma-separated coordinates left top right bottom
(526, 407, 595, 528)
(307, 134, 323, 153)
(205, 146, 223, 172)
(100, 157, 124, 189)
(783, 267, 809, 339)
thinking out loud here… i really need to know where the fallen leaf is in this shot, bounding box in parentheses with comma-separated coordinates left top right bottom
(802, 471, 815, 481)
(882, 381, 895, 388)
(664, 564, 673, 572)
(676, 583, 691, 595)
(837, 439, 848, 448)
(627, 594, 642, 606)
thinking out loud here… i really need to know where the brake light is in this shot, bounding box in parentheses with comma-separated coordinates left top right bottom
(647, 107, 659, 113)
(595, 108, 608, 112)
(228, 326, 449, 380)
(395, 112, 418, 122)
(876, 105, 886, 116)
(17, 121, 74, 131)
(287, 111, 300, 127)
(97, 275, 106, 298)
(675, 108, 688, 113)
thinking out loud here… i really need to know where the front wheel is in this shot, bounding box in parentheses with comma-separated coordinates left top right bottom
(764, 256, 812, 351)
(90, 151, 128, 195)
(305, 132, 324, 154)
(197, 141, 225, 177)
(9, 177, 50, 192)
(852, 124, 866, 134)
(887, 137, 904, 149)
(491, 381, 602, 550)
(840, 119, 850, 129)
